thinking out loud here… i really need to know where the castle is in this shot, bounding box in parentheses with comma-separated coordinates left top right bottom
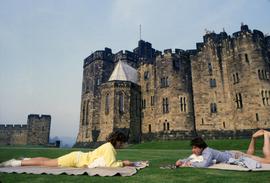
(75, 24, 270, 146)
(0, 114, 51, 145)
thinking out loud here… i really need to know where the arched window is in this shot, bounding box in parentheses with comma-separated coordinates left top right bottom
(163, 123, 166, 131)
(85, 100, 89, 125)
(105, 94, 109, 114)
(119, 92, 124, 113)
(167, 123, 170, 131)
(210, 103, 217, 113)
(258, 70, 261, 79)
(148, 124, 151, 133)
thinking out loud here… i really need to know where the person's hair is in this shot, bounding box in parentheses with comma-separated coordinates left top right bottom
(190, 137, 208, 149)
(107, 130, 127, 147)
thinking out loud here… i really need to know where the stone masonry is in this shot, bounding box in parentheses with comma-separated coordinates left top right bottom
(0, 114, 51, 145)
(75, 24, 270, 146)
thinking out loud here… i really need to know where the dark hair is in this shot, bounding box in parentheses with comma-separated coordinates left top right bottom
(190, 137, 208, 149)
(107, 131, 127, 147)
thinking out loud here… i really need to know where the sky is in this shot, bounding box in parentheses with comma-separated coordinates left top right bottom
(0, 0, 270, 141)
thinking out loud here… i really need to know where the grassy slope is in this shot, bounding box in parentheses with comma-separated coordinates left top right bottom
(0, 139, 269, 183)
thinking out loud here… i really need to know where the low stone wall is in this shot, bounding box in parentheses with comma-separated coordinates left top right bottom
(141, 128, 270, 141)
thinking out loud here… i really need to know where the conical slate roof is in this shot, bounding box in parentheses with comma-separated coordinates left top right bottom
(109, 61, 138, 84)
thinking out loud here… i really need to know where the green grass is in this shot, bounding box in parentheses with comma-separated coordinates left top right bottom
(0, 139, 269, 183)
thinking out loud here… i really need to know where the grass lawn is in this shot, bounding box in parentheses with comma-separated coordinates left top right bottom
(0, 139, 269, 183)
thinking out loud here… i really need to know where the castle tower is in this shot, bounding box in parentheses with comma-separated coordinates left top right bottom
(138, 48, 195, 140)
(191, 25, 270, 132)
(98, 61, 141, 143)
(27, 114, 51, 145)
(76, 48, 114, 145)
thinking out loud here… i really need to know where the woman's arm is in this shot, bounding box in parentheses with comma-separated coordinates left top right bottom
(122, 160, 134, 166)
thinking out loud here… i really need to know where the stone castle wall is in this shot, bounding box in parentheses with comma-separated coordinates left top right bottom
(76, 24, 270, 146)
(0, 114, 51, 145)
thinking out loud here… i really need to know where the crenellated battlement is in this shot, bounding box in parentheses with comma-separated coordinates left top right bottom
(133, 40, 156, 59)
(0, 124, 27, 130)
(0, 114, 51, 145)
(28, 114, 51, 121)
(114, 50, 138, 62)
(156, 48, 191, 58)
(84, 47, 113, 68)
(194, 24, 270, 56)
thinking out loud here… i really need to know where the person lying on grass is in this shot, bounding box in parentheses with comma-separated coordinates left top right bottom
(175, 129, 270, 168)
(0, 131, 135, 168)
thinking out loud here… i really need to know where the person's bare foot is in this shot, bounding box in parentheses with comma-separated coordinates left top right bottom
(252, 129, 264, 138)
(264, 130, 270, 137)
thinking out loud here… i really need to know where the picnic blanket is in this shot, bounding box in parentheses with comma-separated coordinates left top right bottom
(160, 163, 270, 171)
(0, 161, 149, 177)
(208, 163, 270, 171)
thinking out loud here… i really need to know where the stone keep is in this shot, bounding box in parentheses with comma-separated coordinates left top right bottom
(76, 24, 270, 146)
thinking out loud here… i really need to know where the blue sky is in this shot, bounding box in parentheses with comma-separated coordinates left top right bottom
(0, 0, 270, 139)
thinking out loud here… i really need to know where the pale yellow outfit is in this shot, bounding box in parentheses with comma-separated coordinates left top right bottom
(57, 142, 123, 168)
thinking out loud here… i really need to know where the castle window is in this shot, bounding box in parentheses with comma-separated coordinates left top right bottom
(264, 70, 268, 80)
(256, 113, 259, 121)
(151, 96, 155, 106)
(167, 123, 170, 131)
(142, 99, 146, 109)
(236, 73, 239, 83)
(105, 94, 109, 115)
(235, 93, 243, 109)
(162, 97, 169, 113)
(210, 79, 216, 87)
(144, 71, 149, 80)
(160, 77, 169, 88)
(258, 70, 262, 80)
(245, 53, 249, 63)
(201, 118, 204, 125)
(148, 124, 151, 133)
(233, 73, 240, 84)
(269, 91, 270, 104)
(82, 101, 86, 125)
(266, 90, 269, 105)
(96, 78, 101, 86)
(265, 71, 270, 80)
(146, 83, 150, 92)
(85, 100, 89, 125)
(223, 122, 226, 128)
(261, 90, 265, 105)
(119, 93, 124, 113)
(163, 123, 166, 131)
(180, 97, 187, 112)
(208, 63, 213, 75)
(210, 103, 217, 113)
